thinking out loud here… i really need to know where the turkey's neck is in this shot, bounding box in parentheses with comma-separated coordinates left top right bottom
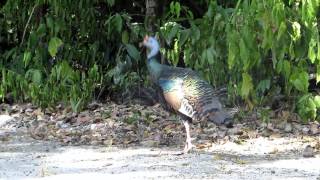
(147, 52, 166, 80)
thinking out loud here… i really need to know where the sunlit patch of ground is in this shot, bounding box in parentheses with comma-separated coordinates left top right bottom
(0, 103, 320, 179)
(0, 129, 319, 179)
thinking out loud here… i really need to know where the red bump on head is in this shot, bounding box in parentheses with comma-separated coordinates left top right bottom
(144, 35, 149, 43)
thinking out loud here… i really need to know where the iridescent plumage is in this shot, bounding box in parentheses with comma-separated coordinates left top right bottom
(142, 35, 232, 153)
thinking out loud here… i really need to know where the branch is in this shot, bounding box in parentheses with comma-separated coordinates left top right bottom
(20, 4, 36, 46)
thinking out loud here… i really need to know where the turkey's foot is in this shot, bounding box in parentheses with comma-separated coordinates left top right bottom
(183, 138, 195, 154)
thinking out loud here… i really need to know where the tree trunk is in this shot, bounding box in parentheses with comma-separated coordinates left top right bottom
(145, 0, 159, 33)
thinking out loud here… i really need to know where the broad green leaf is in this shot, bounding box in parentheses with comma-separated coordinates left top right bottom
(48, 37, 63, 57)
(28, 32, 38, 48)
(107, 0, 115, 6)
(46, 17, 54, 30)
(276, 59, 283, 74)
(25, 69, 42, 84)
(23, 51, 31, 68)
(206, 48, 214, 65)
(170, 2, 175, 14)
(227, 43, 236, 69)
(276, 22, 287, 41)
(190, 24, 200, 43)
(171, 41, 180, 66)
(70, 97, 83, 113)
(239, 38, 249, 71)
(125, 44, 140, 61)
(308, 38, 316, 63)
(200, 50, 207, 67)
(179, 29, 190, 46)
(122, 30, 129, 44)
(283, 60, 291, 78)
(318, 40, 320, 60)
(113, 14, 122, 33)
(227, 32, 239, 69)
(54, 19, 61, 35)
(174, 2, 181, 17)
(89, 64, 99, 81)
(297, 94, 315, 121)
(241, 72, 253, 98)
(291, 22, 301, 42)
(170, 1, 181, 17)
(314, 95, 320, 108)
(290, 71, 309, 92)
(36, 23, 46, 37)
(32, 69, 42, 84)
(168, 25, 179, 43)
(256, 79, 270, 94)
(317, 64, 320, 83)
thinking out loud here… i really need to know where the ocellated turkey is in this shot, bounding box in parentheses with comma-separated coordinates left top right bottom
(141, 35, 233, 153)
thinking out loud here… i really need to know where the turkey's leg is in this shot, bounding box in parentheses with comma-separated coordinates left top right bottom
(183, 120, 194, 153)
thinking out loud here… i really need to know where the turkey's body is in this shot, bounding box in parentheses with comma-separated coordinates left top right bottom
(142, 36, 232, 153)
(148, 56, 232, 125)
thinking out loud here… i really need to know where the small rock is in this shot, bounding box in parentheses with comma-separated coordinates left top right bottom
(103, 139, 113, 146)
(31, 123, 48, 140)
(25, 108, 34, 113)
(90, 124, 97, 130)
(0, 115, 14, 127)
(246, 130, 258, 139)
(260, 122, 267, 128)
(228, 127, 243, 136)
(292, 123, 302, 135)
(302, 126, 310, 134)
(275, 121, 287, 130)
(203, 127, 218, 134)
(267, 123, 275, 131)
(217, 130, 227, 138)
(55, 121, 63, 128)
(9, 105, 19, 113)
(270, 132, 282, 138)
(302, 145, 315, 158)
(292, 123, 302, 131)
(140, 140, 159, 147)
(310, 123, 319, 135)
(62, 136, 73, 144)
(261, 129, 271, 137)
(284, 123, 292, 133)
(0, 131, 10, 141)
(87, 101, 101, 110)
(91, 140, 101, 145)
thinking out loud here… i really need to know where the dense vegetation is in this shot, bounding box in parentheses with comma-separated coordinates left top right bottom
(0, 0, 319, 121)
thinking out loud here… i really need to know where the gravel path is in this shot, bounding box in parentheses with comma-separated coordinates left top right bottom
(0, 127, 319, 179)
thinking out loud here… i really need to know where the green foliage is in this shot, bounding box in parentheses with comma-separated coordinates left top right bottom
(159, 0, 320, 121)
(48, 37, 63, 57)
(0, 0, 144, 112)
(224, 0, 320, 120)
(1, 0, 320, 122)
(240, 72, 253, 99)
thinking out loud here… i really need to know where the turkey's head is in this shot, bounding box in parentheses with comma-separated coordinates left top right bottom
(141, 35, 159, 58)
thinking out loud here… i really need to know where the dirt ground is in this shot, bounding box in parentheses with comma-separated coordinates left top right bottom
(1, 126, 320, 179)
(0, 103, 320, 180)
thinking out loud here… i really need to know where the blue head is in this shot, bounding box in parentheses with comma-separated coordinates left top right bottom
(142, 35, 160, 59)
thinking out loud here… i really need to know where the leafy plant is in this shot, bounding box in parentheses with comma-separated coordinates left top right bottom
(159, 0, 320, 121)
(0, 0, 144, 111)
(1, 0, 320, 122)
